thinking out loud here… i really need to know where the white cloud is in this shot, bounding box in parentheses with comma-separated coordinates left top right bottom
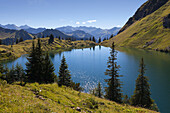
(117, 25, 121, 27)
(82, 22, 86, 24)
(76, 22, 80, 24)
(87, 20, 96, 23)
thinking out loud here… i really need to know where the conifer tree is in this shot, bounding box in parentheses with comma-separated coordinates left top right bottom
(49, 34, 54, 44)
(0, 39, 2, 45)
(110, 34, 114, 39)
(6, 65, 16, 84)
(89, 37, 92, 41)
(58, 55, 71, 87)
(96, 82, 103, 98)
(19, 37, 24, 42)
(43, 52, 55, 83)
(131, 58, 153, 108)
(98, 37, 101, 43)
(26, 40, 37, 82)
(35, 38, 44, 83)
(15, 63, 26, 85)
(105, 42, 122, 103)
(0, 63, 5, 74)
(92, 36, 96, 42)
(16, 38, 19, 44)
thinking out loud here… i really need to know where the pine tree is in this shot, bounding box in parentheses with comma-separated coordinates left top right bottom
(0, 39, 2, 45)
(19, 37, 24, 42)
(6, 65, 16, 84)
(110, 34, 114, 39)
(105, 42, 122, 103)
(98, 37, 101, 43)
(43, 52, 55, 83)
(96, 82, 103, 98)
(16, 38, 19, 44)
(49, 34, 54, 44)
(89, 37, 92, 41)
(35, 38, 44, 83)
(131, 58, 153, 108)
(26, 40, 37, 82)
(15, 63, 26, 85)
(58, 55, 71, 87)
(92, 36, 96, 42)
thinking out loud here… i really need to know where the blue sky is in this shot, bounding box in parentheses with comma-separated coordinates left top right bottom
(0, 0, 147, 29)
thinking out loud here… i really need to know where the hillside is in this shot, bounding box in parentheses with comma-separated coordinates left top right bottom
(0, 38, 96, 61)
(118, 0, 169, 34)
(0, 81, 158, 113)
(0, 27, 33, 45)
(101, 0, 170, 52)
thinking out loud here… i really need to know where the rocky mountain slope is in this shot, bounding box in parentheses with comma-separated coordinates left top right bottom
(101, 0, 170, 52)
(118, 0, 169, 34)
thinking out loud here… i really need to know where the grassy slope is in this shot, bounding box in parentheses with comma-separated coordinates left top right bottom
(0, 38, 96, 61)
(101, 1, 170, 50)
(0, 82, 158, 113)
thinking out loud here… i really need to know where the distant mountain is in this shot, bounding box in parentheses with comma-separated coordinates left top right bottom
(0, 24, 21, 30)
(24, 28, 46, 34)
(0, 27, 33, 45)
(56, 26, 121, 39)
(35, 29, 76, 40)
(66, 30, 93, 40)
(19, 25, 31, 29)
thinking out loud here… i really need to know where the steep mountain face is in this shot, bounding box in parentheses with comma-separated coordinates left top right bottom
(56, 26, 121, 39)
(101, 0, 170, 51)
(66, 30, 93, 40)
(35, 29, 75, 40)
(118, 0, 169, 34)
(0, 27, 33, 44)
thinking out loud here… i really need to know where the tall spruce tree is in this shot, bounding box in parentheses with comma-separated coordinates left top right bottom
(92, 36, 96, 42)
(26, 40, 37, 82)
(58, 55, 71, 87)
(43, 52, 55, 83)
(49, 34, 54, 44)
(98, 37, 101, 43)
(15, 63, 26, 85)
(104, 42, 122, 103)
(96, 82, 103, 98)
(35, 38, 44, 83)
(131, 58, 153, 108)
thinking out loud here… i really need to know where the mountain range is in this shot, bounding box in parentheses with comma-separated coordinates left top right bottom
(0, 24, 121, 40)
(56, 26, 121, 39)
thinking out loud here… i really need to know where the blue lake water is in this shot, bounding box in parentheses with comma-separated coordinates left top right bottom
(2, 46, 170, 113)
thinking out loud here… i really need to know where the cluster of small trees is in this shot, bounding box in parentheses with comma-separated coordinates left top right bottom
(0, 63, 26, 85)
(90, 42, 158, 111)
(16, 37, 24, 44)
(0, 38, 82, 91)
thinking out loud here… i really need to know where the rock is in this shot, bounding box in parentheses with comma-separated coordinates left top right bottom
(76, 107, 81, 112)
(163, 14, 170, 28)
